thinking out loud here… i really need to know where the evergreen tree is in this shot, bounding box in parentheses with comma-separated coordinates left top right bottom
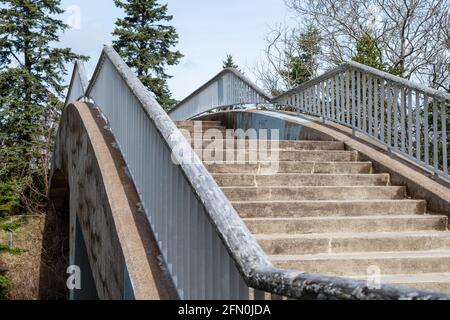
(223, 54, 238, 69)
(0, 0, 87, 214)
(282, 26, 321, 87)
(352, 35, 402, 76)
(112, 0, 183, 110)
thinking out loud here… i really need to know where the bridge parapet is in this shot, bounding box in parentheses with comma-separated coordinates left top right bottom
(169, 68, 272, 121)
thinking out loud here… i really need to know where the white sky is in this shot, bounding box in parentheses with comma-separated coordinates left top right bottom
(59, 0, 295, 100)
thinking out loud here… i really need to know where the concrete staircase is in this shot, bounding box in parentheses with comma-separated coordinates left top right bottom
(176, 120, 450, 293)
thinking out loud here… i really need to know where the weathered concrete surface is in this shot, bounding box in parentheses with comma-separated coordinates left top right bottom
(184, 117, 450, 296)
(197, 110, 450, 215)
(48, 102, 177, 300)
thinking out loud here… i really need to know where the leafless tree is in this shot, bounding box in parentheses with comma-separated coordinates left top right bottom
(253, 24, 321, 95)
(285, 0, 449, 91)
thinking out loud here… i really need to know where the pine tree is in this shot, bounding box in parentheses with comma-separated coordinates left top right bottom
(112, 0, 183, 110)
(223, 54, 238, 69)
(351, 35, 402, 76)
(0, 0, 87, 214)
(282, 26, 321, 87)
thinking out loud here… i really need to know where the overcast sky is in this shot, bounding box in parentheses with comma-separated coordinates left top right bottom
(59, 0, 295, 100)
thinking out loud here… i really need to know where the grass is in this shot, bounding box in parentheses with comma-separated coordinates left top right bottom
(0, 273, 9, 300)
(0, 215, 44, 300)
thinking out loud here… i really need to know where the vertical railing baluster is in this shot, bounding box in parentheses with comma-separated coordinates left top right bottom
(424, 95, 430, 165)
(368, 74, 373, 136)
(433, 99, 439, 175)
(315, 85, 319, 115)
(442, 102, 448, 175)
(386, 82, 392, 147)
(327, 79, 331, 119)
(331, 77, 336, 121)
(346, 70, 350, 125)
(308, 87, 312, 114)
(357, 71, 361, 130)
(311, 85, 316, 115)
(380, 80, 385, 143)
(374, 77, 379, 140)
(351, 69, 356, 131)
(335, 75, 340, 121)
(340, 73, 345, 124)
(321, 82, 326, 121)
(393, 86, 399, 150)
(299, 91, 304, 112)
(415, 91, 421, 162)
(400, 88, 406, 153)
(305, 88, 310, 114)
(408, 89, 413, 157)
(362, 73, 367, 133)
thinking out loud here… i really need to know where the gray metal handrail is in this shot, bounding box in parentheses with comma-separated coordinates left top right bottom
(65, 46, 450, 300)
(274, 61, 450, 180)
(65, 60, 88, 106)
(169, 68, 272, 121)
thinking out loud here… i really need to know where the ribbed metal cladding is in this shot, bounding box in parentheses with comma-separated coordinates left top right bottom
(86, 53, 249, 300)
(65, 61, 88, 106)
(169, 68, 272, 121)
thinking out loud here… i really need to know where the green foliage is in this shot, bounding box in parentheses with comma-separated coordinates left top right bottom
(0, 272, 9, 300)
(223, 54, 238, 69)
(112, 0, 183, 110)
(0, 216, 23, 232)
(352, 35, 403, 77)
(0, 182, 20, 216)
(0, 244, 27, 255)
(282, 26, 321, 86)
(0, 0, 87, 215)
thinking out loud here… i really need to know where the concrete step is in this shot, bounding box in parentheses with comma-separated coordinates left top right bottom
(180, 128, 227, 138)
(232, 200, 426, 217)
(176, 120, 222, 128)
(191, 139, 345, 150)
(195, 150, 358, 162)
(348, 273, 450, 293)
(206, 161, 372, 174)
(179, 126, 226, 132)
(223, 186, 405, 201)
(269, 250, 450, 276)
(256, 231, 450, 255)
(213, 173, 390, 187)
(243, 215, 448, 234)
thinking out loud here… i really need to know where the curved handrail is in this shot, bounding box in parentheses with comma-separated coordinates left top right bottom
(78, 46, 450, 300)
(274, 60, 450, 103)
(273, 60, 449, 180)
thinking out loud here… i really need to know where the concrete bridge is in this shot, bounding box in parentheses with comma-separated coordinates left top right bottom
(48, 46, 450, 300)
